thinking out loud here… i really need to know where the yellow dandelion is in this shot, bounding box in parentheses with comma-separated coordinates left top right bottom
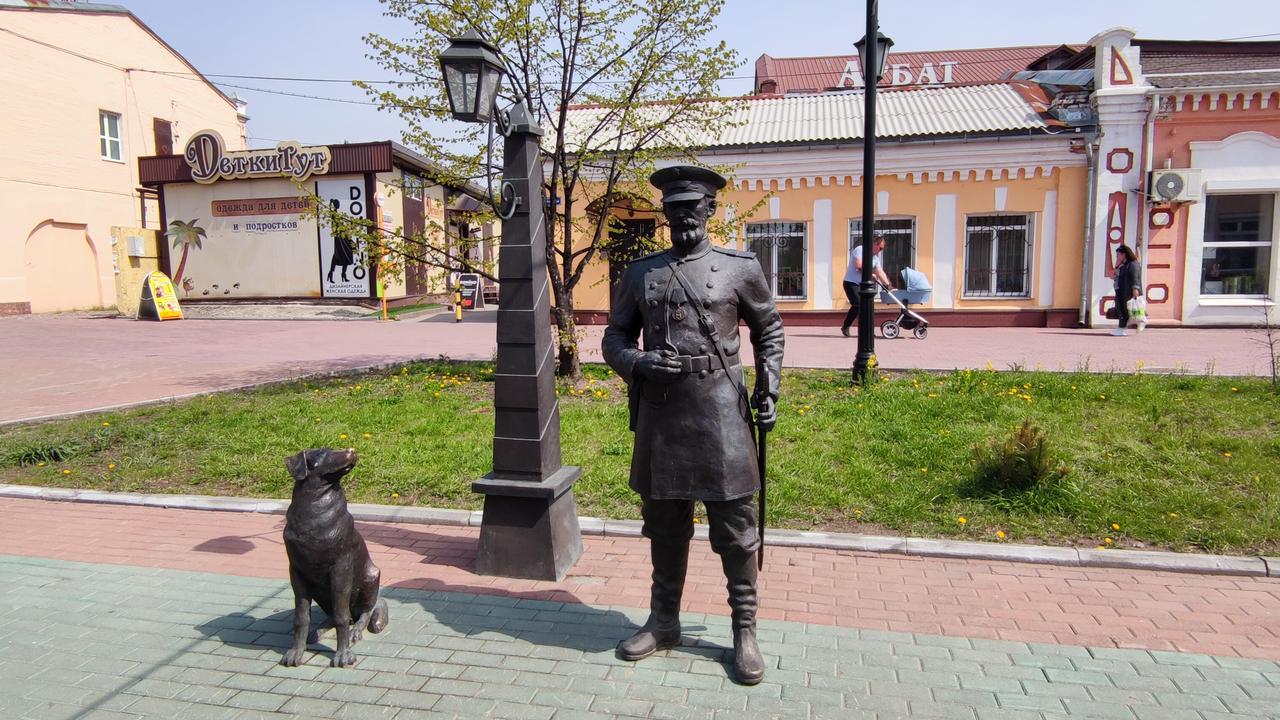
(101, 421, 110, 427)
(919, 467, 928, 473)
(1222, 451, 1232, 458)
(1231, 387, 1239, 392)
(363, 433, 372, 439)
(854, 509, 863, 517)
(927, 393, 938, 398)
(37, 461, 46, 467)
(433, 392, 441, 398)
(1097, 545, 1107, 550)
(693, 517, 701, 524)
(354, 384, 362, 390)
(391, 492, 400, 499)
(107, 463, 116, 470)
(339, 433, 349, 440)
(1168, 512, 1179, 519)
(1099, 394, 1107, 400)
(62, 469, 71, 475)
(995, 530, 1006, 539)
(1111, 523, 1120, 531)
(957, 516, 968, 525)
(1104, 537, 1114, 545)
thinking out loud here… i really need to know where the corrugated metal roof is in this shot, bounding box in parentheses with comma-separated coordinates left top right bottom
(562, 83, 1049, 152)
(755, 46, 1071, 94)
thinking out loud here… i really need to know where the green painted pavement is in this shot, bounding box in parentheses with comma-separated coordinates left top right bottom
(0, 556, 1276, 719)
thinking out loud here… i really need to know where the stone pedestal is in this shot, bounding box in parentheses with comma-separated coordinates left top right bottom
(472, 467, 582, 580)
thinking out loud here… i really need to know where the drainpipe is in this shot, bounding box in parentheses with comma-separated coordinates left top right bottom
(1138, 91, 1159, 277)
(1078, 139, 1099, 326)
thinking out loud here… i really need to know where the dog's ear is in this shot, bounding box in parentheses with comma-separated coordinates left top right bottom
(285, 451, 309, 482)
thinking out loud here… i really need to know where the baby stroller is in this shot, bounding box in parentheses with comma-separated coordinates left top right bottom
(878, 267, 932, 339)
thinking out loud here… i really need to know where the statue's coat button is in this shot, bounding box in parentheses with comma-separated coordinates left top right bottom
(711, 265, 719, 272)
(706, 282, 714, 289)
(703, 299, 711, 308)
(699, 369, 708, 379)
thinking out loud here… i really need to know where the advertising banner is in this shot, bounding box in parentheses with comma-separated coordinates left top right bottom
(138, 271, 183, 321)
(316, 178, 371, 297)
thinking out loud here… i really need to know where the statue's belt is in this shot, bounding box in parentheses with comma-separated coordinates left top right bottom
(665, 351, 739, 374)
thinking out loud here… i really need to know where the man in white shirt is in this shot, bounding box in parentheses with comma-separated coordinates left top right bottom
(840, 233, 894, 337)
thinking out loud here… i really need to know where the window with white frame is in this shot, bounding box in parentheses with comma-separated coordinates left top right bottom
(849, 217, 915, 288)
(1201, 193, 1273, 297)
(403, 172, 424, 201)
(99, 111, 122, 162)
(746, 221, 807, 299)
(963, 214, 1033, 297)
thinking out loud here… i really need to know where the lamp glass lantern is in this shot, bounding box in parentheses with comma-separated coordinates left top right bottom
(438, 30, 504, 124)
(854, 32, 895, 82)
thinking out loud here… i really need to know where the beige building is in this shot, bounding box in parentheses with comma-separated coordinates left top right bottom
(0, 1, 247, 314)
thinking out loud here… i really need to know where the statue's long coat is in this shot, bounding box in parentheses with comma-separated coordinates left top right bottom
(602, 245, 784, 501)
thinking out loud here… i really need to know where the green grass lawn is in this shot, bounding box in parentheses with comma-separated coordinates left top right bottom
(3, 362, 1277, 555)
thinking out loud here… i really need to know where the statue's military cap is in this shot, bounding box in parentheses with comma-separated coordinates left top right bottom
(649, 165, 727, 203)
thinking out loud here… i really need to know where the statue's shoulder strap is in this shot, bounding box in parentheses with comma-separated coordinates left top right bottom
(712, 245, 756, 260)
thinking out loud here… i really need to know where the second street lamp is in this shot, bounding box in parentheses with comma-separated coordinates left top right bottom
(437, 32, 583, 581)
(852, 7, 894, 383)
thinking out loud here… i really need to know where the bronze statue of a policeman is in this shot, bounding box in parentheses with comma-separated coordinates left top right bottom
(602, 166, 784, 685)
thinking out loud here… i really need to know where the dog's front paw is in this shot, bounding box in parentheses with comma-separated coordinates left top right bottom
(280, 648, 307, 667)
(331, 649, 357, 668)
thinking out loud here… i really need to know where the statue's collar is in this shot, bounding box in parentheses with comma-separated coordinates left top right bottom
(668, 243, 712, 263)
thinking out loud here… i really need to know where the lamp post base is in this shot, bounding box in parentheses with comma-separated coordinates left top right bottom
(471, 466, 583, 581)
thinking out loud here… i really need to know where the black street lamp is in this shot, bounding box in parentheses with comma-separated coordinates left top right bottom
(438, 32, 583, 581)
(852, 6, 894, 383)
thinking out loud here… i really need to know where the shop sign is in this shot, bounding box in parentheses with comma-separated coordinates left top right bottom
(138, 271, 183, 321)
(212, 196, 315, 217)
(184, 130, 331, 184)
(457, 273, 483, 310)
(838, 60, 958, 88)
(316, 178, 371, 297)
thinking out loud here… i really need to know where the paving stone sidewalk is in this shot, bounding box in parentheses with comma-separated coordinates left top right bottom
(2, 498, 1280, 718)
(3, 555, 1279, 720)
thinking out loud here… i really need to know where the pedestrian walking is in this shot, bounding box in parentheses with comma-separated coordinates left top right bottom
(1112, 244, 1141, 336)
(841, 233, 894, 337)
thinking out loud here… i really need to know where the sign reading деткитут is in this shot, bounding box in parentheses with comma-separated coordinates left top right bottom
(184, 130, 331, 184)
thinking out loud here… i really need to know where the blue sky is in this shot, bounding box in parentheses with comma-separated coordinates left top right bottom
(120, 0, 1280, 149)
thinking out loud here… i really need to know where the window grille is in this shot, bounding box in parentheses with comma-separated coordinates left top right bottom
(849, 217, 915, 287)
(963, 214, 1032, 297)
(746, 221, 807, 299)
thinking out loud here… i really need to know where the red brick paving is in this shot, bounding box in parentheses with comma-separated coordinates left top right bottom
(1, 314, 1270, 424)
(4, 497, 1278, 659)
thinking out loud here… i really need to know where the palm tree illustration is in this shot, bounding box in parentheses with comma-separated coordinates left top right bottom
(166, 219, 207, 291)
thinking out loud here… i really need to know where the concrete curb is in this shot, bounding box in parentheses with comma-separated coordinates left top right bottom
(2, 484, 1274, 578)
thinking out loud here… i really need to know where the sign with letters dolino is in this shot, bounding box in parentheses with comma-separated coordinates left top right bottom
(183, 130, 332, 184)
(316, 178, 371, 298)
(457, 273, 483, 310)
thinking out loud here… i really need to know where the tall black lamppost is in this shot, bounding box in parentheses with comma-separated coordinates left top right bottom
(852, 5, 894, 383)
(439, 31, 582, 581)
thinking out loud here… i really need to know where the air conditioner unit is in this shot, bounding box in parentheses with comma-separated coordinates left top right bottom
(1148, 168, 1203, 203)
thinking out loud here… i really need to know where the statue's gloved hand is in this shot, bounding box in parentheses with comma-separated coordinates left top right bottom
(751, 391, 777, 431)
(634, 351, 682, 384)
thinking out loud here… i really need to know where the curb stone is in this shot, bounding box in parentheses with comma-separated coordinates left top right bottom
(1, 483, 1273, 578)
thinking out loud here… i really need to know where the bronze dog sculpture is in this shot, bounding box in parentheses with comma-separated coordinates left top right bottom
(281, 448, 388, 667)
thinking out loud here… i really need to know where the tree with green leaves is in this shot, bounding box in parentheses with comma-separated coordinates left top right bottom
(165, 219, 206, 291)
(362, 0, 743, 377)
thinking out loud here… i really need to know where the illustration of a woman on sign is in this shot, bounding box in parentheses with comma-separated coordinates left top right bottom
(327, 198, 356, 283)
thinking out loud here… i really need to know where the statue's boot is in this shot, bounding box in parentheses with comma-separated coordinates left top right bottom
(723, 551, 765, 685)
(619, 540, 688, 660)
